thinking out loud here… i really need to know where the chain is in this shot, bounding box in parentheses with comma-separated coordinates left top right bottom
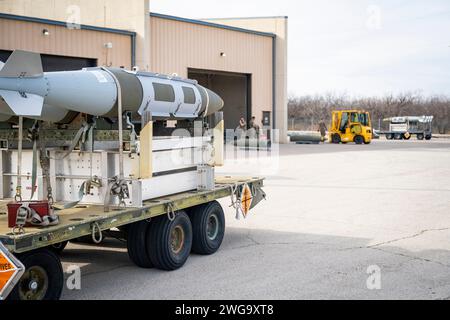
(229, 183, 244, 220)
(104, 176, 129, 211)
(38, 144, 54, 205)
(166, 202, 176, 221)
(14, 188, 22, 202)
(29, 120, 40, 200)
(47, 187, 54, 206)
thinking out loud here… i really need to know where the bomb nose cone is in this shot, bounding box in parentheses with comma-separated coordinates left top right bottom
(204, 87, 224, 116)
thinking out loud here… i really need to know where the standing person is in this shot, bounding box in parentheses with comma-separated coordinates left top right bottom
(318, 120, 327, 142)
(249, 116, 260, 139)
(249, 116, 255, 129)
(236, 116, 247, 140)
(239, 117, 247, 130)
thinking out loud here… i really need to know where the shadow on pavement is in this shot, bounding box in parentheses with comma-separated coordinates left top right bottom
(60, 226, 450, 300)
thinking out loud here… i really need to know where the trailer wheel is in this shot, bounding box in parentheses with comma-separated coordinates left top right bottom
(394, 133, 402, 140)
(9, 249, 63, 300)
(127, 220, 153, 268)
(190, 201, 225, 255)
(331, 134, 341, 144)
(147, 211, 192, 271)
(49, 241, 68, 254)
(354, 135, 364, 144)
(417, 133, 424, 140)
(425, 134, 432, 140)
(386, 133, 394, 140)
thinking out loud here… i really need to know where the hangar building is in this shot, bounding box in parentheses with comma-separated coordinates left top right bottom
(0, 0, 288, 142)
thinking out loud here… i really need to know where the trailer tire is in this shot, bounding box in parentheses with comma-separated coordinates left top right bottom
(394, 133, 402, 140)
(425, 134, 432, 140)
(147, 211, 192, 271)
(127, 220, 153, 268)
(190, 201, 225, 255)
(386, 133, 394, 140)
(354, 135, 364, 144)
(9, 249, 63, 300)
(417, 133, 424, 140)
(49, 241, 68, 254)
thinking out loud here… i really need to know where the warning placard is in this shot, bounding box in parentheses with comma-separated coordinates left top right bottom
(0, 243, 24, 300)
(0, 254, 14, 270)
(241, 184, 253, 217)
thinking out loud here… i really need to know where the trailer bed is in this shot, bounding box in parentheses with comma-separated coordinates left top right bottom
(0, 176, 264, 254)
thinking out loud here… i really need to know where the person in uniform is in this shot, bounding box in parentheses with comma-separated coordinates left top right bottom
(318, 120, 327, 142)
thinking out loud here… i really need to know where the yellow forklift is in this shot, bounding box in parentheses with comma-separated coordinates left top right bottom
(329, 110, 372, 144)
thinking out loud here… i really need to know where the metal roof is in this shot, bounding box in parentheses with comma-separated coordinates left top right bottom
(0, 13, 136, 36)
(150, 13, 276, 38)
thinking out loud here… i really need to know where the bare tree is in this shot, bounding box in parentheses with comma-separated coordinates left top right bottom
(288, 93, 450, 133)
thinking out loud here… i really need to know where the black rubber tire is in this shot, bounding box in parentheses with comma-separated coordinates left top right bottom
(118, 225, 130, 238)
(394, 133, 402, 140)
(147, 212, 192, 271)
(354, 135, 364, 144)
(127, 220, 153, 268)
(331, 134, 341, 144)
(8, 249, 64, 300)
(190, 201, 225, 255)
(425, 135, 432, 140)
(49, 241, 68, 254)
(417, 133, 424, 140)
(386, 133, 394, 140)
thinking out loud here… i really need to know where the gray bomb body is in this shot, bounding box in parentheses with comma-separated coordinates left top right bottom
(0, 50, 223, 123)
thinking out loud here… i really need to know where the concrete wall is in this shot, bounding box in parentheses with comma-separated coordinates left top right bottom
(0, 0, 149, 69)
(205, 17, 288, 142)
(0, 17, 133, 68)
(150, 15, 273, 131)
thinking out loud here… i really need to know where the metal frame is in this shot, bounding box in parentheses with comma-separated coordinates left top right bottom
(0, 177, 264, 253)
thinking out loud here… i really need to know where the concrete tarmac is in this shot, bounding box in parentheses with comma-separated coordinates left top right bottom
(62, 139, 450, 300)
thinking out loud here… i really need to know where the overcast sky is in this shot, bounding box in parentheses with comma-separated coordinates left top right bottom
(150, 0, 450, 98)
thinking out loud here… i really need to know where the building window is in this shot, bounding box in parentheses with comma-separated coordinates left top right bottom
(153, 83, 175, 102)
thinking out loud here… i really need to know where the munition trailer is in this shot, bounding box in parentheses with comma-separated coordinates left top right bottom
(0, 50, 266, 300)
(0, 175, 264, 300)
(379, 116, 433, 140)
(0, 121, 266, 300)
